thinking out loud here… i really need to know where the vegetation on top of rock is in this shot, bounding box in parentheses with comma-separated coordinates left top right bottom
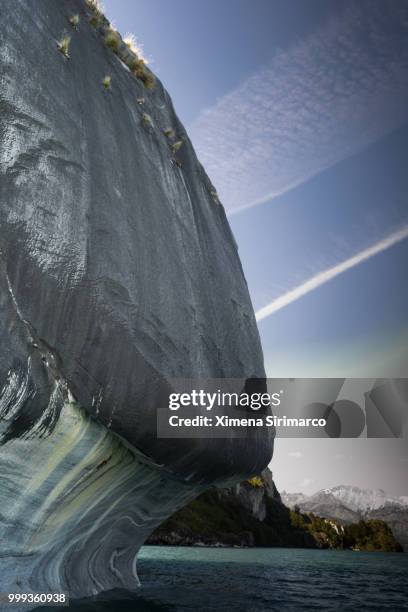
(129, 58, 155, 89)
(69, 14, 79, 29)
(86, 0, 103, 28)
(247, 476, 264, 488)
(164, 128, 176, 139)
(57, 35, 71, 59)
(123, 34, 146, 62)
(104, 29, 121, 53)
(102, 75, 111, 90)
(210, 190, 220, 205)
(85, 0, 103, 10)
(171, 140, 184, 153)
(89, 14, 102, 28)
(84, 0, 155, 89)
(141, 112, 153, 128)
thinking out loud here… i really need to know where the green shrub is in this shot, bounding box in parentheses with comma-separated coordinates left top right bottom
(130, 58, 155, 89)
(69, 14, 79, 29)
(102, 75, 112, 89)
(86, 0, 103, 28)
(164, 128, 176, 138)
(171, 140, 183, 153)
(247, 476, 264, 488)
(344, 519, 402, 552)
(210, 190, 220, 204)
(105, 29, 120, 53)
(57, 35, 71, 58)
(123, 34, 143, 57)
(89, 14, 101, 27)
(85, 0, 103, 9)
(141, 112, 153, 127)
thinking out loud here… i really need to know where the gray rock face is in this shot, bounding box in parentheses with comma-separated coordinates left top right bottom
(0, 0, 273, 600)
(229, 469, 281, 522)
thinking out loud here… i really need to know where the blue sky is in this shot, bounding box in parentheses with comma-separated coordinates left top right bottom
(104, 0, 333, 123)
(103, 0, 408, 493)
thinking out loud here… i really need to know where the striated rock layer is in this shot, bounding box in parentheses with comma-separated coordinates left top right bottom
(0, 0, 273, 601)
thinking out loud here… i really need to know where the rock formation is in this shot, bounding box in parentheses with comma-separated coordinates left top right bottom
(0, 0, 273, 602)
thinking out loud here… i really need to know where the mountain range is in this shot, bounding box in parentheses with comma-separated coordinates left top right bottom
(281, 485, 408, 550)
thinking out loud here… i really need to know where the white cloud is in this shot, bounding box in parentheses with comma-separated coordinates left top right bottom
(256, 225, 408, 322)
(301, 477, 314, 488)
(190, 1, 408, 214)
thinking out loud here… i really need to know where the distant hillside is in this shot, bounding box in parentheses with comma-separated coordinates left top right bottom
(367, 504, 408, 552)
(282, 485, 408, 551)
(147, 471, 402, 552)
(281, 490, 361, 523)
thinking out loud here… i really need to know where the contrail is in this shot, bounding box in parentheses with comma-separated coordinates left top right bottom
(256, 226, 408, 322)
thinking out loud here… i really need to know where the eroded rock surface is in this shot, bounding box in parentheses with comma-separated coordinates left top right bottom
(0, 0, 273, 600)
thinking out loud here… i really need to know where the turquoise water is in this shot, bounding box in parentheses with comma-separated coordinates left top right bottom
(44, 546, 408, 611)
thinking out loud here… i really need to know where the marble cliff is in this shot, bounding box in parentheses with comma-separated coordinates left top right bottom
(0, 0, 274, 601)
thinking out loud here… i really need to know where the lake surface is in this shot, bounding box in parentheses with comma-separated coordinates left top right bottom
(44, 546, 408, 611)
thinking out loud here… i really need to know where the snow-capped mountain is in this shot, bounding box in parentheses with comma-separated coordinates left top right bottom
(280, 491, 309, 507)
(281, 489, 360, 523)
(282, 485, 408, 514)
(324, 485, 408, 513)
